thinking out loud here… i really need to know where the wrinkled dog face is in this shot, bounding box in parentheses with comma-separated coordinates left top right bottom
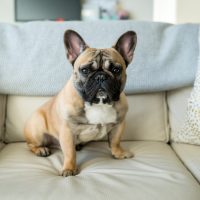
(72, 48, 126, 104)
(64, 30, 137, 104)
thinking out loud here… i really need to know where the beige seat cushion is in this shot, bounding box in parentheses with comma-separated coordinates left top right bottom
(0, 141, 199, 200)
(0, 95, 6, 140)
(172, 143, 200, 182)
(5, 92, 169, 142)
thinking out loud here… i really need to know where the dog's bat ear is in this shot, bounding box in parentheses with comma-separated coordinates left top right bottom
(113, 31, 137, 66)
(64, 30, 88, 64)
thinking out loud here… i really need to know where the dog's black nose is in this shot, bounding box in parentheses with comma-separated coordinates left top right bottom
(95, 73, 107, 83)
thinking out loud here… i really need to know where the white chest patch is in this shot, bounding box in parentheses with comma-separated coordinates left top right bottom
(84, 102, 117, 125)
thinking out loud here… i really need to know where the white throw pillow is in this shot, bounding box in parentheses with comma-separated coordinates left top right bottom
(171, 58, 200, 145)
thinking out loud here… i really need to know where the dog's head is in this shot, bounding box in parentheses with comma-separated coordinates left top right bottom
(64, 30, 137, 104)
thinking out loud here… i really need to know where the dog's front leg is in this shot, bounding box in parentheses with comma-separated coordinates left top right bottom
(59, 124, 78, 177)
(110, 120, 134, 159)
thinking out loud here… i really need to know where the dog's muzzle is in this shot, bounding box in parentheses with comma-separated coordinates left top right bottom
(95, 73, 108, 99)
(80, 71, 121, 104)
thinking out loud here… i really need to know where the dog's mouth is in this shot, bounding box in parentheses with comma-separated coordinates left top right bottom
(93, 88, 109, 104)
(96, 88, 107, 99)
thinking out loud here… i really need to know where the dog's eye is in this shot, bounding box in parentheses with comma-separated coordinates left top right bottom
(112, 66, 121, 74)
(81, 68, 90, 75)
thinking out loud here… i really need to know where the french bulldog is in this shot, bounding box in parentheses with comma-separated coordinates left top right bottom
(24, 29, 137, 177)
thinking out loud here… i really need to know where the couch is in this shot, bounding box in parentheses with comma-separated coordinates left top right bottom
(0, 21, 200, 200)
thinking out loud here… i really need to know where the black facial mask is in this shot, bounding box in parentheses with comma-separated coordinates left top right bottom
(76, 71, 121, 104)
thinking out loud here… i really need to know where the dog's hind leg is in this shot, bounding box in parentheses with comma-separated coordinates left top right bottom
(24, 112, 51, 157)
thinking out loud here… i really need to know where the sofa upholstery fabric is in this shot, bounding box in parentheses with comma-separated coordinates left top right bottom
(5, 95, 50, 142)
(167, 87, 192, 141)
(0, 141, 199, 200)
(5, 93, 169, 143)
(0, 95, 6, 140)
(0, 21, 199, 200)
(172, 143, 200, 183)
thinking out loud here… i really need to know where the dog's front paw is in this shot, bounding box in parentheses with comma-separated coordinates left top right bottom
(112, 150, 134, 159)
(62, 168, 79, 177)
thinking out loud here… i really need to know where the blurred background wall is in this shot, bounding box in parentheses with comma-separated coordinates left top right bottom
(0, 0, 200, 24)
